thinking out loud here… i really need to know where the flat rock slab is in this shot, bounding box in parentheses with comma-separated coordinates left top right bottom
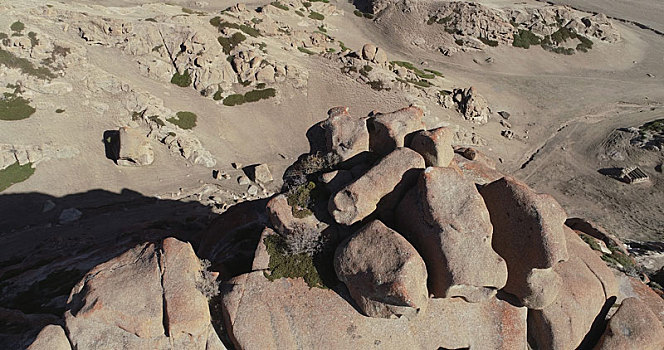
(323, 106, 369, 161)
(221, 271, 527, 350)
(595, 297, 664, 350)
(368, 106, 425, 156)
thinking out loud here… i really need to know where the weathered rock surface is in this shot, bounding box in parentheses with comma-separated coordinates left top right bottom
(408, 127, 454, 167)
(528, 227, 618, 350)
(368, 106, 425, 155)
(334, 220, 428, 319)
(117, 126, 154, 166)
(595, 297, 664, 350)
(453, 87, 490, 124)
(396, 167, 508, 301)
(248, 163, 273, 184)
(267, 194, 328, 236)
(479, 176, 569, 309)
(64, 238, 224, 350)
(329, 147, 424, 225)
(322, 106, 370, 161)
(361, 43, 388, 65)
(26, 325, 71, 350)
(221, 271, 527, 349)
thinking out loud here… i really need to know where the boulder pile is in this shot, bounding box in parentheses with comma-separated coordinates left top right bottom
(23, 106, 664, 350)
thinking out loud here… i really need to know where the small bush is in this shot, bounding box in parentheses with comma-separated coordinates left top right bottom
(0, 162, 35, 192)
(256, 82, 266, 89)
(55, 108, 65, 113)
(318, 25, 327, 33)
(579, 233, 601, 251)
(167, 111, 197, 129)
(195, 259, 219, 299)
(298, 46, 316, 55)
(182, 7, 205, 15)
(353, 10, 363, 17)
(512, 29, 541, 49)
(223, 93, 245, 106)
(145, 18, 157, 23)
(240, 24, 261, 37)
(550, 27, 576, 44)
(218, 32, 246, 54)
(148, 115, 165, 127)
(424, 68, 443, 77)
(455, 39, 464, 46)
(359, 65, 372, 77)
(0, 48, 55, 80)
(303, 1, 312, 7)
(244, 88, 276, 102)
(264, 234, 324, 288)
(270, 1, 289, 10)
(308, 11, 325, 20)
(478, 36, 498, 47)
(338, 41, 350, 51)
(367, 80, 390, 91)
(213, 89, 223, 101)
(363, 13, 374, 19)
(27, 32, 38, 47)
(170, 70, 192, 87)
(295, 10, 305, 17)
(0, 94, 35, 121)
(10, 21, 24, 32)
(287, 181, 318, 218)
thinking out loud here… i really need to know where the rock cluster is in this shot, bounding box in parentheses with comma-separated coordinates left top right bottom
(0, 143, 79, 170)
(453, 86, 491, 124)
(23, 106, 664, 350)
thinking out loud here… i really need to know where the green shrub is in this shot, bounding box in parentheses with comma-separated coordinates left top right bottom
(182, 7, 205, 15)
(213, 89, 224, 101)
(512, 29, 541, 49)
(308, 11, 324, 20)
(550, 27, 576, 44)
(270, 1, 289, 10)
(427, 16, 436, 25)
(1, 87, 35, 121)
(286, 181, 320, 218)
(478, 36, 498, 47)
(223, 93, 245, 106)
(295, 10, 305, 17)
(391, 61, 434, 79)
(240, 24, 261, 37)
(407, 78, 433, 88)
(170, 70, 192, 87)
(353, 10, 363, 17)
(338, 41, 350, 51)
(0, 48, 55, 79)
(455, 39, 464, 46)
(424, 68, 443, 77)
(367, 80, 390, 91)
(576, 35, 593, 52)
(363, 13, 374, 19)
(167, 111, 197, 129)
(579, 233, 601, 251)
(359, 65, 372, 77)
(217, 32, 246, 54)
(145, 18, 158, 23)
(298, 46, 316, 55)
(148, 115, 165, 127)
(244, 88, 276, 102)
(0, 162, 35, 192)
(209, 16, 222, 27)
(256, 82, 266, 89)
(318, 25, 327, 33)
(10, 21, 24, 32)
(303, 1, 311, 7)
(27, 32, 38, 48)
(326, 47, 336, 52)
(264, 234, 324, 288)
(640, 119, 664, 133)
(55, 108, 65, 113)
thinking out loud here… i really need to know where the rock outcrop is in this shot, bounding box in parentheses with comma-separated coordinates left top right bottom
(595, 297, 664, 350)
(367, 106, 425, 155)
(453, 87, 490, 124)
(117, 126, 154, 166)
(480, 176, 569, 309)
(397, 167, 508, 301)
(408, 127, 454, 167)
(334, 220, 428, 319)
(329, 147, 424, 225)
(322, 107, 370, 161)
(63, 238, 224, 350)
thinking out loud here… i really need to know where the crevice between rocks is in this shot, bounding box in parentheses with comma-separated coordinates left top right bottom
(155, 243, 170, 339)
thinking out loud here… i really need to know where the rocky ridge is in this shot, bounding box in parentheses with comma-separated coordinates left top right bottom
(16, 105, 664, 350)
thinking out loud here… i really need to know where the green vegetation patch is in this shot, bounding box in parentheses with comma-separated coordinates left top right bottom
(478, 36, 498, 47)
(512, 29, 541, 49)
(244, 88, 276, 102)
(182, 7, 206, 15)
(270, 1, 289, 11)
(264, 234, 324, 288)
(295, 10, 305, 17)
(286, 181, 319, 218)
(145, 18, 158, 23)
(0, 89, 35, 121)
(10, 21, 24, 33)
(391, 60, 435, 79)
(424, 68, 443, 77)
(218, 32, 246, 54)
(640, 118, 664, 134)
(579, 233, 601, 251)
(359, 64, 372, 77)
(170, 70, 192, 87)
(550, 27, 576, 44)
(298, 46, 316, 55)
(0, 162, 35, 192)
(367, 80, 390, 91)
(147, 115, 165, 127)
(167, 111, 197, 129)
(308, 11, 325, 20)
(213, 89, 224, 101)
(55, 108, 65, 113)
(338, 41, 350, 51)
(0, 48, 56, 80)
(27, 32, 38, 48)
(223, 93, 245, 106)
